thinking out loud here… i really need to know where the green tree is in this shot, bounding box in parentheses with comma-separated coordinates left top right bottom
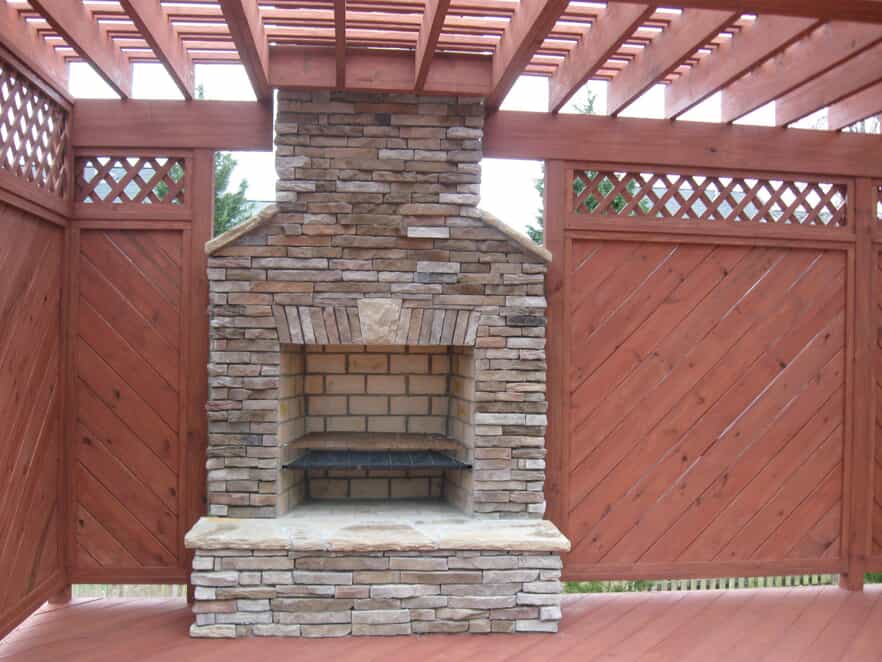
(213, 152, 254, 235)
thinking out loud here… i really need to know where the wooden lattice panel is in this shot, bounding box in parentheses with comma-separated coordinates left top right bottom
(572, 169, 849, 227)
(0, 56, 69, 198)
(76, 156, 186, 205)
(564, 239, 846, 574)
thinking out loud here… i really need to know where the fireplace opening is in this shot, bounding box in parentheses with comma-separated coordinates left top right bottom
(278, 344, 476, 514)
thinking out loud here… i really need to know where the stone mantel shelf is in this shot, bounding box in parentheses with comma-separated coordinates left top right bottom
(185, 502, 571, 554)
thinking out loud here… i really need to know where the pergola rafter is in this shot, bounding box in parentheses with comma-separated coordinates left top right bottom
(118, 0, 194, 99)
(218, 0, 271, 102)
(828, 83, 882, 131)
(28, 0, 133, 98)
(663, 14, 820, 119)
(485, 0, 571, 109)
(5, 0, 882, 133)
(606, 8, 738, 116)
(720, 21, 882, 123)
(548, 2, 652, 113)
(774, 42, 882, 127)
(414, 0, 452, 89)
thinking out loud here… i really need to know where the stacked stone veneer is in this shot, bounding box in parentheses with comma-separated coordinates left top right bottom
(190, 549, 563, 638)
(205, 89, 551, 519)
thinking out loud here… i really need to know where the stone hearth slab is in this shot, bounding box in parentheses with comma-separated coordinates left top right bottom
(185, 502, 570, 554)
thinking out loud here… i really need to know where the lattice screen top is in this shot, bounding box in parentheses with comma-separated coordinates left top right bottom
(0, 56, 69, 199)
(76, 156, 186, 206)
(573, 170, 849, 227)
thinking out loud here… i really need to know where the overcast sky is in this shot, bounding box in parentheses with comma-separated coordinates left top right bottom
(70, 61, 784, 236)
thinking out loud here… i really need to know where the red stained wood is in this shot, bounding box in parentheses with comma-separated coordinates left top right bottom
(483, 111, 882, 179)
(414, 0, 452, 90)
(774, 42, 882, 127)
(721, 21, 882, 124)
(7, 590, 882, 661)
(70, 227, 189, 575)
(0, 202, 65, 640)
(828, 84, 882, 131)
(0, 0, 70, 103)
(484, 0, 569, 109)
(606, 8, 738, 116)
(549, 3, 653, 113)
(664, 14, 819, 119)
(71, 100, 273, 151)
(269, 46, 492, 97)
(218, 0, 271, 101)
(28, 0, 132, 98)
(118, 0, 194, 99)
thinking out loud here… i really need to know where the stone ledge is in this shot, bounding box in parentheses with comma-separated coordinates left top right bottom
(185, 503, 570, 554)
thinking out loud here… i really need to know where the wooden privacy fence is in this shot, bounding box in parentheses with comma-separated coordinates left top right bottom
(544, 161, 882, 588)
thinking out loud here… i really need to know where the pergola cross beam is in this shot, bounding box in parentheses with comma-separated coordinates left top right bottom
(29, 0, 133, 99)
(119, 0, 194, 100)
(606, 8, 739, 116)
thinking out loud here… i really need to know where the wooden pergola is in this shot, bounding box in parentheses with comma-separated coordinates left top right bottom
(4, 0, 882, 120)
(3, 0, 882, 648)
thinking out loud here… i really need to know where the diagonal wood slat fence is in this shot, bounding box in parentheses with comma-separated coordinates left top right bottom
(545, 161, 882, 588)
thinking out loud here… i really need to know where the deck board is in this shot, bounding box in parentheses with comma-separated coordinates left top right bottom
(2, 587, 882, 662)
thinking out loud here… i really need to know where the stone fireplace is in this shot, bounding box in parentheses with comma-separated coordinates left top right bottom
(185, 90, 569, 638)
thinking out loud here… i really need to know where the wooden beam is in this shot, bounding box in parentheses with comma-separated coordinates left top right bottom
(218, 0, 271, 102)
(71, 100, 273, 151)
(29, 0, 132, 99)
(548, 3, 652, 113)
(119, 0, 194, 99)
(414, 0, 452, 90)
(0, 0, 70, 102)
(485, 0, 570, 110)
(483, 110, 882, 178)
(828, 83, 882, 131)
(270, 47, 491, 96)
(334, 0, 346, 88)
(613, 0, 882, 23)
(775, 43, 882, 127)
(721, 21, 882, 124)
(607, 8, 738, 116)
(664, 14, 819, 119)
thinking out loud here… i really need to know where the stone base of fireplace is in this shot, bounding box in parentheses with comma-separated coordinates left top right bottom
(185, 503, 569, 638)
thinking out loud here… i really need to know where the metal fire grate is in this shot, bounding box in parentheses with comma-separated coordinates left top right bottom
(285, 450, 470, 471)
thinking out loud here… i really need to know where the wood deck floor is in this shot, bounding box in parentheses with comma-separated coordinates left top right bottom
(3, 586, 882, 661)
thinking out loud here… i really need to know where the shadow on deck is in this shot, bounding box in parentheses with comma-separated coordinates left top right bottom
(2, 586, 882, 661)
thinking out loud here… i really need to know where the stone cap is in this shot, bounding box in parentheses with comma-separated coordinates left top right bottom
(204, 204, 551, 263)
(185, 504, 570, 554)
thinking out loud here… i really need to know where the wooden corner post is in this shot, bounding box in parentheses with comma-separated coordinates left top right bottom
(841, 178, 877, 591)
(544, 160, 567, 534)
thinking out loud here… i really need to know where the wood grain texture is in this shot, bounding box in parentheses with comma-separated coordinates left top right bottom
(0, 201, 66, 639)
(5, 589, 882, 661)
(71, 228, 186, 576)
(561, 237, 848, 578)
